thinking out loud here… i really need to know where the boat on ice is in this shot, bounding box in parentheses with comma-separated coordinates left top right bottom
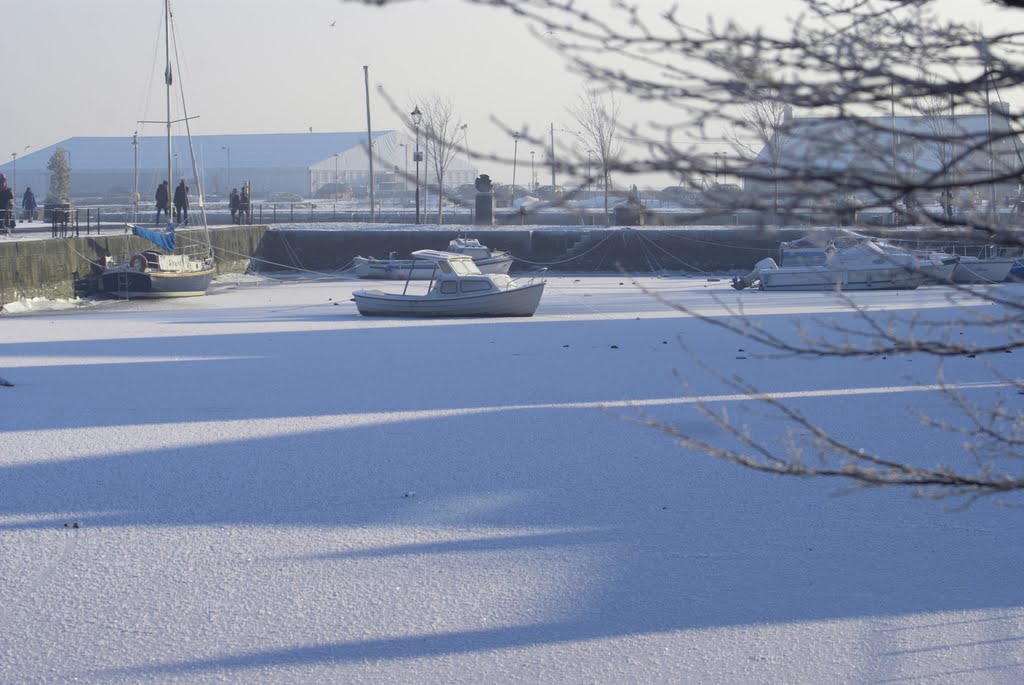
(95, 0, 215, 299)
(950, 251, 1016, 283)
(352, 249, 545, 317)
(352, 238, 513, 279)
(732, 233, 956, 291)
(99, 226, 215, 298)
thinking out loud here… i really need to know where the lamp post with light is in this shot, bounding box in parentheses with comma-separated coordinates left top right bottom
(412, 106, 422, 224)
(398, 143, 408, 190)
(334, 154, 340, 203)
(221, 145, 230, 192)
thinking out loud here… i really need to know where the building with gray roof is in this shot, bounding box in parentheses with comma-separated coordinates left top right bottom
(746, 102, 1024, 210)
(0, 130, 477, 203)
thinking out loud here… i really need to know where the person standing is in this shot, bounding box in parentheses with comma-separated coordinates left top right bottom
(239, 187, 250, 224)
(155, 180, 170, 225)
(229, 188, 240, 224)
(21, 186, 36, 222)
(173, 180, 189, 224)
(0, 175, 13, 234)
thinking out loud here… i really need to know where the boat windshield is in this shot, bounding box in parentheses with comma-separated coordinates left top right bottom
(449, 258, 480, 276)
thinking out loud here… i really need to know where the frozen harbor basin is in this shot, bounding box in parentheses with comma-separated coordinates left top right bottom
(1, 275, 1023, 684)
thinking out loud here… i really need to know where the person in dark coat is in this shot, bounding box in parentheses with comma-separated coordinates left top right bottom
(155, 181, 170, 225)
(173, 180, 189, 224)
(0, 175, 13, 233)
(21, 187, 37, 222)
(238, 188, 250, 224)
(229, 188, 240, 224)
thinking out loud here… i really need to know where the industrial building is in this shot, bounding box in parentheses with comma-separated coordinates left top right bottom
(0, 130, 478, 203)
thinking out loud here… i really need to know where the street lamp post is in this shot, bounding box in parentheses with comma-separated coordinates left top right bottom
(398, 143, 408, 190)
(461, 123, 472, 172)
(510, 132, 520, 207)
(334, 153, 340, 203)
(550, 123, 556, 186)
(11, 152, 17, 195)
(221, 145, 230, 192)
(713, 152, 721, 184)
(412, 106, 422, 224)
(530, 151, 535, 191)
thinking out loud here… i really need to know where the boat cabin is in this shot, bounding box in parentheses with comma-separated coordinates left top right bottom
(411, 250, 518, 295)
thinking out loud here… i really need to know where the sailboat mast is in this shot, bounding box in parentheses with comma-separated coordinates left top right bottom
(165, 0, 172, 191)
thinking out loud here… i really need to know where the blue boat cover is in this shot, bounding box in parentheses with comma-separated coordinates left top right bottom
(132, 224, 175, 253)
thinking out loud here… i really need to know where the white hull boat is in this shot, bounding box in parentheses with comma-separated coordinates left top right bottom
(352, 250, 545, 317)
(951, 256, 1016, 283)
(353, 238, 513, 279)
(733, 235, 955, 291)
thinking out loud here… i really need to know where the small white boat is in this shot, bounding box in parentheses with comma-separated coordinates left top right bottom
(352, 250, 545, 317)
(353, 238, 514, 279)
(950, 255, 1016, 283)
(733, 235, 955, 291)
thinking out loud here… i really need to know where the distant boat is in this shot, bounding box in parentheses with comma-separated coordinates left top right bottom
(733, 233, 955, 291)
(352, 250, 545, 317)
(950, 254, 1016, 283)
(96, 0, 215, 299)
(353, 238, 513, 279)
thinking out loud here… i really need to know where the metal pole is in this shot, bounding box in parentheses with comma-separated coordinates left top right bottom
(132, 132, 139, 222)
(530, 151, 535, 191)
(221, 145, 230, 192)
(164, 0, 172, 192)
(462, 123, 472, 170)
(363, 65, 375, 222)
(412, 106, 421, 224)
(511, 132, 520, 206)
(550, 123, 556, 186)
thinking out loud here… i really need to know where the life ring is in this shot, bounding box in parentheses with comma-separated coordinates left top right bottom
(129, 254, 148, 272)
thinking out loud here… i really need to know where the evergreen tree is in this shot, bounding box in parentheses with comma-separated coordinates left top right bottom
(46, 148, 70, 203)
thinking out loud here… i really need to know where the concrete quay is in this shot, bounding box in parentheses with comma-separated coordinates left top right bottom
(3, 222, 1006, 307)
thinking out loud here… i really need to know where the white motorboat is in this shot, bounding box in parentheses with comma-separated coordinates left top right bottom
(352, 238, 514, 279)
(352, 250, 545, 317)
(733, 234, 955, 291)
(950, 254, 1016, 283)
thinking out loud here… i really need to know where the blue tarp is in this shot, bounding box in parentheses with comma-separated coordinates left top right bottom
(132, 224, 175, 253)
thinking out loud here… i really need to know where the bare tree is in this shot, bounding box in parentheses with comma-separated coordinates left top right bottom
(352, 0, 1024, 501)
(567, 88, 621, 224)
(731, 89, 794, 225)
(418, 93, 465, 225)
(913, 90, 963, 220)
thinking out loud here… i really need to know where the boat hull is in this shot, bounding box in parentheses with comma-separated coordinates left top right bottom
(99, 266, 215, 299)
(951, 257, 1015, 283)
(759, 265, 930, 291)
(353, 282, 545, 317)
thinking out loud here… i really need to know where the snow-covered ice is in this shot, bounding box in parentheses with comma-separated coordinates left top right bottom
(1, 274, 1022, 684)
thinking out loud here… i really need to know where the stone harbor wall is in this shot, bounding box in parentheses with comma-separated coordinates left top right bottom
(5, 223, 1008, 306)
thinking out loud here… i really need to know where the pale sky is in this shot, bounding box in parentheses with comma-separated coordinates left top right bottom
(3, 0, 1021, 189)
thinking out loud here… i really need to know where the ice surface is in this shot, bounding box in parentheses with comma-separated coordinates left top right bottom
(1, 275, 1022, 684)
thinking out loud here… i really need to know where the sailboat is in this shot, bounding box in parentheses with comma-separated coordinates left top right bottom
(97, 0, 215, 299)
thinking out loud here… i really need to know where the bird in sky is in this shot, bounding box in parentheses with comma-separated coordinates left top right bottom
(329, 20, 336, 27)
